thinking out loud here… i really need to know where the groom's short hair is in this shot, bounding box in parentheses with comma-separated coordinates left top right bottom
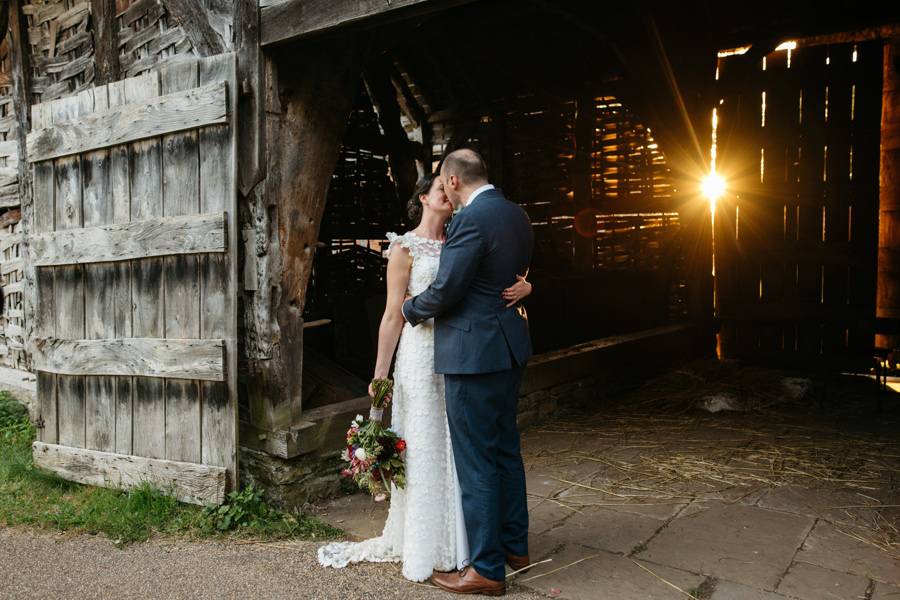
(442, 149, 488, 186)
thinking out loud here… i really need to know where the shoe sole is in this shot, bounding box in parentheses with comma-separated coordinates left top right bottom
(432, 581, 506, 596)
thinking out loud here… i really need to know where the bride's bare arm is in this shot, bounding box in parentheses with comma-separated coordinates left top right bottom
(371, 246, 413, 389)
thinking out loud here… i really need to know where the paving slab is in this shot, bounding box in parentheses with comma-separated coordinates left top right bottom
(638, 503, 815, 589)
(709, 580, 792, 599)
(758, 484, 886, 523)
(776, 561, 871, 600)
(516, 543, 704, 600)
(542, 505, 666, 555)
(794, 520, 900, 585)
(873, 581, 900, 599)
(316, 492, 388, 541)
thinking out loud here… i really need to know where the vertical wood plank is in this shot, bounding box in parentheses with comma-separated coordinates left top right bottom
(51, 94, 86, 449)
(199, 54, 238, 490)
(160, 58, 202, 464)
(107, 79, 134, 455)
(126, 72, 166, 460)
(32, 103, 57, 443)
(80, 86, 116, 453)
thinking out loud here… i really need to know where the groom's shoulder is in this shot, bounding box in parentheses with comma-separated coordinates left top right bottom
(481, 190, 530, 221)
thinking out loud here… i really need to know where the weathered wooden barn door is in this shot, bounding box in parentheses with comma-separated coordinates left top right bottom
(25, 54, 238, 505)
(715, 40, 882, 366)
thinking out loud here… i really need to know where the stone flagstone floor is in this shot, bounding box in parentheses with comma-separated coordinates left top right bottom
(317, 361, 900, 599)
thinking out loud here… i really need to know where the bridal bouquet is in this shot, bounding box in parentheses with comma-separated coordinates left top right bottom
(340, 378, 407, 500)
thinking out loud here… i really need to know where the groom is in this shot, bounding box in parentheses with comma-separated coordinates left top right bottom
(402, 149, 534, 596)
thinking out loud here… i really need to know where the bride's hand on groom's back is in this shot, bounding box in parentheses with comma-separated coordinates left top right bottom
(502, 275, 532, 307)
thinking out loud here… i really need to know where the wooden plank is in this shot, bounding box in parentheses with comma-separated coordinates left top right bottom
(50, 94, 87, 450)
(0, 166, 19, 187)
(106, 78, 134, 456)
(126, 71, 166, 461)
(26, 80, 229, 161)
(160, 59, 202, 465)
(260, 0, 473, 46)
(1, 258, 24, 276)
(29, 212, 226, 266)
(0, 233, 23, 253)
(0, 141, 18, 157)
(30, 103, 56, 444)
(198, 54, 238, 491)
(31, 337, 225, 381)
(80, 86, 117, 454)
(3, 280, 24, 295)
(32, 442, 226, 505)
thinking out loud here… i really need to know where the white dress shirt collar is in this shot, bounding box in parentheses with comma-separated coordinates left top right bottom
(464, 184, 495, 207)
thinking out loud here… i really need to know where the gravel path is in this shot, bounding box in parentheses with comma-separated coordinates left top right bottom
(0, 526, 546, 600)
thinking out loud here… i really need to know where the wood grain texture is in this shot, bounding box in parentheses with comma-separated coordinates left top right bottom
(31, 337, 225, 381)
(26, 81, 228, 161)
(29, 212, 227, 266)
(33, 441, 226, 505)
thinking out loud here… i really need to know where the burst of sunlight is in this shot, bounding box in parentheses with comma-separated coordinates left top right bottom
(702, 172, 726, 206)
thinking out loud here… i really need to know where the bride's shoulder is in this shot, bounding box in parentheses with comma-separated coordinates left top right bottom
(384, 231, 413, 259)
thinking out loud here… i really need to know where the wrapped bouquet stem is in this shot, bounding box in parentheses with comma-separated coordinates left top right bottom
(340, 378, 407, 501)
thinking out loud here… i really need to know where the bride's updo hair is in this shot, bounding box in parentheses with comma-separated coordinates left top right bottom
(407, 173, 436, 227)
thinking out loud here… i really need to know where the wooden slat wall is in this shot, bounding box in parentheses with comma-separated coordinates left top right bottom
(28, 55, 239, 500)
(0, 40, 27, 372)
(715, 41, 883, 365)
(19, 0, 217, 104)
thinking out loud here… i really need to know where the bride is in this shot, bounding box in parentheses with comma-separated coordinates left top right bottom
(317, 172, 532, 581)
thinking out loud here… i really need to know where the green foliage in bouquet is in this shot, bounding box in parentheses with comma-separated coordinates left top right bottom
(341, 378, 407, 499)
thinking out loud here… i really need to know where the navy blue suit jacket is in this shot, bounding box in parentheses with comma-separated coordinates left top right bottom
(402, 188, 534, 374)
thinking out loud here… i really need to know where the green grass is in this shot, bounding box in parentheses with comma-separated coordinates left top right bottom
(0, 391, 342, 546)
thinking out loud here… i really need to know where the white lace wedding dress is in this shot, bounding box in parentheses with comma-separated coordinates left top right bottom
(317, 231, 470, 582)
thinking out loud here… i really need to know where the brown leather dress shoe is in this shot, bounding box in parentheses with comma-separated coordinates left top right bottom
(431, 566, 506, 596)
(506, 554, 530, 571)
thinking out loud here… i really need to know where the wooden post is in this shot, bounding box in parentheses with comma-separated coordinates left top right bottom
(246, 38, 368, 433)
(877, 39, 900, 349)
(90, 0, 120, 85)
(234, 0, 266, 195)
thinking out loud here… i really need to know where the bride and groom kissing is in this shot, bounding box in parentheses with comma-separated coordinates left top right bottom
(319, 148, 534, 596)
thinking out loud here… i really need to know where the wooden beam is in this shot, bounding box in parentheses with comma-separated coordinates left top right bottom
(260, 0, 475, 46)
(161, 0, 226, 57)
(31, 337, 225, 381)
(90, 0, 120, 84)
(29, 212, 226, 266)
(26, 81, 229, 162)
(234, 0, 266, 195)
(246, 38, 366, 434)
(32, 442, 227, 505)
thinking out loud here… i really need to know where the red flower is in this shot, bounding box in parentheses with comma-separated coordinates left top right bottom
(395, 439, 407, 453)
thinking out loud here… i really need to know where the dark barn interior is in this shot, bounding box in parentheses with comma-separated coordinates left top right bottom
(299, 3, 707, 396)
(276, 3, 900, 411)
(204, 3, 900, 512)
